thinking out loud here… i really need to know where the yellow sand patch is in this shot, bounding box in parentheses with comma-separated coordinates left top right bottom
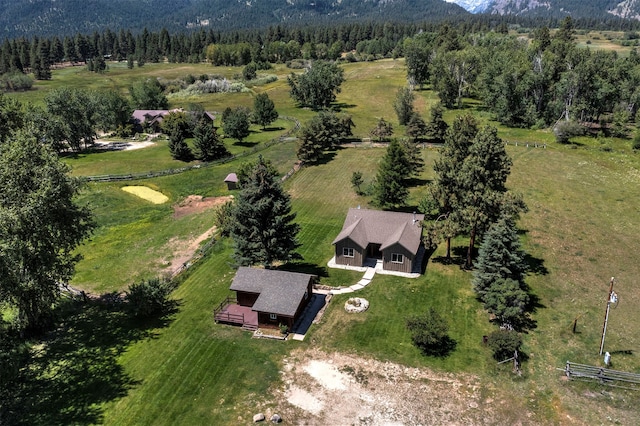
(122, 186, 169, 204)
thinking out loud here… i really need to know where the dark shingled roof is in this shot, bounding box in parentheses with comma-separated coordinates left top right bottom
(332, 208, 424, 254)
(229, 267, 316, 317)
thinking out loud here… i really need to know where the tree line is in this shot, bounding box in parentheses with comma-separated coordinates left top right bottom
(5, 16, 640, 85)
(405, 17, 640, 140)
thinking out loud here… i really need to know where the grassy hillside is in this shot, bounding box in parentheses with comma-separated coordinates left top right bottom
(6, 58, 640, 424)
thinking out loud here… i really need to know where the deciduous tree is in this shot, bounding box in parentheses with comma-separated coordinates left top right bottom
(287, 60, 345, 110)
(0, 132, 94, 333)
(393, 86, 415, 126)
(129, 78, 168, 109)
(252, 93, 278, 130)
(222, 106, 251, 142)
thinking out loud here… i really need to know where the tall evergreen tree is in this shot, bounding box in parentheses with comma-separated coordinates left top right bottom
(230, 156, 301, 267)
(168, 129, 192, 161)
(373, 139, 410, 208)
(193, 121, 228, 162)
(406, 113, 428, 142)
(458, 125, 513, 268)
(423, 114, 477, 258)
(472, 216, 527, 301)
(483, 278, 530, 329)
(425, 102, 448, 143)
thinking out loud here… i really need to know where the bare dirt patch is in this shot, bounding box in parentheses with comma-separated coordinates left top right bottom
(173, 195, 233, 219)
(164, 225, 217, 277)
(160, 195, 234, 276)
(266, 348, 537, 425)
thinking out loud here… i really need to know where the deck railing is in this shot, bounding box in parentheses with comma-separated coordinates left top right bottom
(213, 296, 245, 324)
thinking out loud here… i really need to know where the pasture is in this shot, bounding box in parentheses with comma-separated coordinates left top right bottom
(7, 58, 640, 424)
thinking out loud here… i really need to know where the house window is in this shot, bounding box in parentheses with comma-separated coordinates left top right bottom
(343, 247, 354, 258)
(269, 313, 277, 320)
(391, 253, 404, 264)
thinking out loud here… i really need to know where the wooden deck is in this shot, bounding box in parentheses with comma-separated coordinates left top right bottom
(214, 302, 258, 330)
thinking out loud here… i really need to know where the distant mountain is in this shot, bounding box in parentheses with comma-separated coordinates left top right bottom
(0, 0, 468, 38)
(446, 0, 640, 20)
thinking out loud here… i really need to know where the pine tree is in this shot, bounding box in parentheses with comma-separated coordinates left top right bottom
(400, 139, 424, 178)
(458, 125, 514, 268)
(373, 139, 410, 208)
(230, 156, 301, 267)
(406, 113, 427, 142)
(193, 121, 228, 161)
(370, 117, 393, 141)
(423, 114, 477, 258)
(472, 216, 527, 301)
(483, 278, 530, 329)
(168, 129, 192, 161)
(425, 102, 448, 143)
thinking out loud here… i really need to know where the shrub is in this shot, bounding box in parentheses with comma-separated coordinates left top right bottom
(406, 308, 456, 357)
(125, 277, 177, 318)
(633, 131, 640, 150)
(214, 200, 235, 237)
(553, 120, 584, 143)
(486, 330, 522, 361)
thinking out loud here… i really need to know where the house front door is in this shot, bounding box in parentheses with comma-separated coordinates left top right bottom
(367, 243, 382, 259)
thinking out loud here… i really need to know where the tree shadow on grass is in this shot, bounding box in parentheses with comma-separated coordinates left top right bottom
(277, 262, 329, 278)
(1, 297, 177, 425)
(431, 245, 468, 267)
(232, 141, 259, 148)
(417, 336, 457, 358)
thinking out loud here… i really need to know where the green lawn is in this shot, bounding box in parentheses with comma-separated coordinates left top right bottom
(7, 58, 640, 424)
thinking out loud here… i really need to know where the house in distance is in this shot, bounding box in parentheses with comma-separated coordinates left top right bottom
(332, 208, 425, 274)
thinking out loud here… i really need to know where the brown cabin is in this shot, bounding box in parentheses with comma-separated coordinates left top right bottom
(332, 208, 424, 274)
(227, 267, 316, 330)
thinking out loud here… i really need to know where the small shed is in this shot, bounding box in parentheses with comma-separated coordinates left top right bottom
(224, 173, 238, 190)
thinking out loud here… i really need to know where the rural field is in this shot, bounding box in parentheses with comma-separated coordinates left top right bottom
(6, 54, 640, 425)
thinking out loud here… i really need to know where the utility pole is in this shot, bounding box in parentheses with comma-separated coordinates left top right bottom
(599, 277, 618, 356)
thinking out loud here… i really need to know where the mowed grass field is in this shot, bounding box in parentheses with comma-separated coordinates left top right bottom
(9, 58, 640, 424)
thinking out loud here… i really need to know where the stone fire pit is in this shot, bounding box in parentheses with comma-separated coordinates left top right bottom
(344, 297, 369, 313)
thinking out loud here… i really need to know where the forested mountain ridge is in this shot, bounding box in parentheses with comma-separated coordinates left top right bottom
(0, 0, 468, 38)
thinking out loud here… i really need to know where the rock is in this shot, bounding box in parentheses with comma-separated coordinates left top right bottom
(344, 297, 369, 313)
(253, 413, 265, 422)
(271, 414, 282, 423)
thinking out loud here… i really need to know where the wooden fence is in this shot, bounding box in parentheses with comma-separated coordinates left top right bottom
(562, 361, 640, 390)
(84, 116, 300, 183)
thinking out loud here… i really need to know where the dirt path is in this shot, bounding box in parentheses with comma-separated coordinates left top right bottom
(256, 348, 538, 425)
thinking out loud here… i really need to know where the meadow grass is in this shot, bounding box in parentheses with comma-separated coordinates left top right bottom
(10, 58, 640, 424)
(64, 118, 295, 177)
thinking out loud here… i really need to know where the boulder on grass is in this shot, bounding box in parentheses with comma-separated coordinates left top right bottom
(253, 413, 265, 422)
